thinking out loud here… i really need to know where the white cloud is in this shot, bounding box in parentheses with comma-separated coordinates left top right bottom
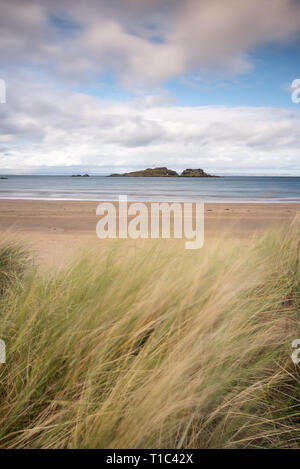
(0, 0, 300, 85)
(1, 0, 300, 174)
(1, 85, 300, 174)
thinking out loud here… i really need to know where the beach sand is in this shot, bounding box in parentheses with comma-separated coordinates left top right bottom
(0, 199, 299, 266)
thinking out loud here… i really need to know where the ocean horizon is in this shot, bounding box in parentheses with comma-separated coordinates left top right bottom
(0, 175, 300, 203)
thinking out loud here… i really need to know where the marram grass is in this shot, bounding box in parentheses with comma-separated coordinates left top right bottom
(0, 226, 299, 449)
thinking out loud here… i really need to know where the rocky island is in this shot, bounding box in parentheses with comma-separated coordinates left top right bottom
(109, 167, 218, 177)
(181, 168, 215, 177)
(110, 167, 179, 177)
(71, 174, 90, 177)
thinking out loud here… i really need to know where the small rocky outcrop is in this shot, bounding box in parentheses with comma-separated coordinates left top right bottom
(180, 168, 216, 177)
(71, 174, 90, 177)
(109, 167, 179, 177)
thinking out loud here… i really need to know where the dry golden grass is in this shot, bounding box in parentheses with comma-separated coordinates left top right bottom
(0, 224, 299, 448)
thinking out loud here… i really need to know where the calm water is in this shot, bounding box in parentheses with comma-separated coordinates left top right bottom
(0, 175, 300, 203)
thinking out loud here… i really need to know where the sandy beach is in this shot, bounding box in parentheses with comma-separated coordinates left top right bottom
(0, 199, 299, 265)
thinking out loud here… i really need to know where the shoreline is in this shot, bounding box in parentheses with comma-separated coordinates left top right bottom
(1, 197, 300, 204)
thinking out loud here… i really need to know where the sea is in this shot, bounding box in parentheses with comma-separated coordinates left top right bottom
(0, 175, 300, 203)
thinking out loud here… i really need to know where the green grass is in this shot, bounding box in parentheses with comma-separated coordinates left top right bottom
(0, 240, 29, 295)
(0, 227, 299, 448)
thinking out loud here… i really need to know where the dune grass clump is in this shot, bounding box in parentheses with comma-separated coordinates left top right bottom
(0, 241, 28, 295)
(0, 226, 299, 448)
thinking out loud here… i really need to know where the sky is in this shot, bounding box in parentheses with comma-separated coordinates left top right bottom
(0, 0, 300, 175)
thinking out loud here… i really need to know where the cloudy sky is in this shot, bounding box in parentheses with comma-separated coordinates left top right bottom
(0, 0, 300, 175)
